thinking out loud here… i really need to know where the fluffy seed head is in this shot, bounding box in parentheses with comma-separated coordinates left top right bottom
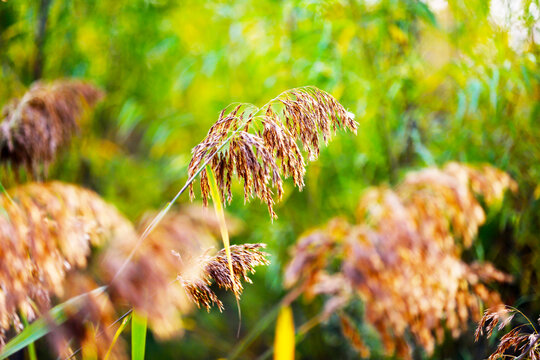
(0, 79, 103, 175)
(285, 162, 516, 358)
(0, 181, 135, 347)
(188, 86, 357, 218)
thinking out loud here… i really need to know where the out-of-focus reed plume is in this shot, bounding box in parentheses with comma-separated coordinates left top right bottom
(0, 181, 135, 347)
(285, 162, 516, 358)
(0, 80, 103, 175)
(476, 306, 540, 360)
(0, 183, 268, 356)
(188, 86, 357, 218)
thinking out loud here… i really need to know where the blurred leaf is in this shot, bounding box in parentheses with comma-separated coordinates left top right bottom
(0, 287, 106, 360)
(131, 310, 148, 360)
(274, 306, 295, 360)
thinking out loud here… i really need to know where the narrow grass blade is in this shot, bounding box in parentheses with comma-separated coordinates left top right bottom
(207, 167, 243, 334)
(103, 313, 131, 360)
(82, 325, 98, 360)
(131, 310, 147, 360)
(20, 313, 37, 360)
(0, 286, 106, 359)
(206, 167, 235, 294)
(274, 306, 294, 360)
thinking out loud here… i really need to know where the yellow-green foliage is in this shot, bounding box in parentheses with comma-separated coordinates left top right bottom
(0, 0, 538, 358)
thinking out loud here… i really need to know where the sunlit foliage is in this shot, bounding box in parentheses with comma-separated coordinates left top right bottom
(0, 0, 538, 358)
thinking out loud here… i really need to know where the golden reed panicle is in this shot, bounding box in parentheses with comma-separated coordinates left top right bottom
(476, 306, 540, 359)
(0, 182, 269, 356)
(0, 181, 135, 347)
(104, 208, 268, 339)
(0, 80, 103, 175)
(284, 162, 516, 358)
(188, 86, 357, 218)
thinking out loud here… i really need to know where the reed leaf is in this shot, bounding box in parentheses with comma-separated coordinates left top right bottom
(274, 306, 295, 360)
(103, 313, 131, 360)
(131, 310, 147, 360)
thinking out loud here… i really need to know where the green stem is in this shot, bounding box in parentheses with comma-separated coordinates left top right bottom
(20, 313, 37, 360)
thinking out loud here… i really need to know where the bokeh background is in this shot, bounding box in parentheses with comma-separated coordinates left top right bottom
(0, 0, 539, 358)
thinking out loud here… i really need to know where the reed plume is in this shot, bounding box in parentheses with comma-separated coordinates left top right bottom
(0, 80, 103, 175)
(285, 162, 516, 358)
(101, 207, 269, 339)
(476, 306, 540, 360)
(0, 184, 269, 356)
(0, 181, 135, 346)
(188, 86, 357, 218)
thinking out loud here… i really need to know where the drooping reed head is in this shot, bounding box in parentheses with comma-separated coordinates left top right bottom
(0, 187, 269, 355)
(102, 207, 269, 339)
(0, 181, 135, 345)
(285, 162, 516, 358)
(0, 80, 103, 175)
(475, 306, 539, 360)
(188, 86, 357, 218)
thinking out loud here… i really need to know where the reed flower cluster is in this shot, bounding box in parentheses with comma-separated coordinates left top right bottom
(0, 80, 103, 175)
(188, 86, 357, 218)
(103, 208, 268, 339)
(476, 306, 540, 359)
(284, 162, 516, 358)
(0, 181, 134, 346)
(0, 183, 269, 355)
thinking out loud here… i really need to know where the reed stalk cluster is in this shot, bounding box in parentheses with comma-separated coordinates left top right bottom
(285, 162, 516, 358)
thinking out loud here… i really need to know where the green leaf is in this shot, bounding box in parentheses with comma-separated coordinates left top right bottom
(104, 313, 131, 360)
(131, 310, 148, 360)
(19, 313, 37, 360)
(0, 286, 107, 360)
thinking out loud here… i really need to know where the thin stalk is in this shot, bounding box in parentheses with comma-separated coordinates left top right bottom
(207, 166, 242, 336)
(20, 313, 37, 360)
(228, 284, 305, 359)
(103, 313, 131, 360)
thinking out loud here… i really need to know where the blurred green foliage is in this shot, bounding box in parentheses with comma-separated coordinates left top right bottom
(1, 0, 539, 358)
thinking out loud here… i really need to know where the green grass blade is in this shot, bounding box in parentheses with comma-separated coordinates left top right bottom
(20, 313, 37, 360)
(0, 305, 67, 359)
(0, 286, 106, 360)
(131, 310, 147, 360)
(206, 167, 234, 290)
(104, 313, 131, 360)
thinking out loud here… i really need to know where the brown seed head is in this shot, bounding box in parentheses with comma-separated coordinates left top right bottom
(285, 162, 516, 358)
(188, 86, 356, 218)
(0, 79, 103, 175)
(0, 181, 135, 347)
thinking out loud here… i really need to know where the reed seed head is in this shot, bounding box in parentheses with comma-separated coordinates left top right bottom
(0, 79, 103, 175)
(285, 162, 515, 358)
(476, 306, 539, 360)
(181, 243, 270, 311)
(102, 208, 269, 338)
(188, 86, 356, 218)
(0, 181, 135, 346)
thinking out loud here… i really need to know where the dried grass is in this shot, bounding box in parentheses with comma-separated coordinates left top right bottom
(476, 306, 540, 360)
(0, 181, 269, 356)
(188, 86, 356, 218)
(0, 181, 135, 347)
(101, 207, 269, 339)
(284, 162, 516, 358)
(0, 80, 103, 175)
